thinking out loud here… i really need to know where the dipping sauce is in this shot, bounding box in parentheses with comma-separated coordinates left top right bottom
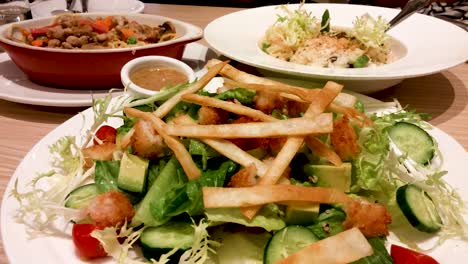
(130, 67, 189, 91)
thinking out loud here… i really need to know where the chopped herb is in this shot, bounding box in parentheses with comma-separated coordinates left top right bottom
(353, 55, 369, 68)
(127, 36, 137, 44)
(320, 9, 330, 32)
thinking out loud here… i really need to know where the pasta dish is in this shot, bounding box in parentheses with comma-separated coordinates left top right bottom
(262, 4, 392, 68)
(8, 14, 177, 49)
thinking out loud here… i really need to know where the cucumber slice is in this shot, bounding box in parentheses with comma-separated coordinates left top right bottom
(396, 184, 442, 233)
(140, 222, 194, 261)
(264, 226, 318, 264)
(64, 183, 99, 209)
(388, 122, 434, 165)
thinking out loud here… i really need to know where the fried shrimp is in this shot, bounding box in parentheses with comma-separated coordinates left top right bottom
(343, 199, 392, 237)
(228, 163, 257, 187)
(85, 191, 135, 227)
(197, 106, 228, 125)
(131, 119, 167, 159)
(331, 115, 361, 161)
(254, 90, 285, 114)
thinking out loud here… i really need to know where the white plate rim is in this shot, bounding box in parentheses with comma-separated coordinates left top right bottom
(204, 3, 468, 81)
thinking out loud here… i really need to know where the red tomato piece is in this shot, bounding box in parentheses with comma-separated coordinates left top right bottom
(72, 224, 107, 259)
(30, 23, 58, 38)
(391, 244, 439, 264)
(90, 22, 109, 34)
(93, 125, 117, 145)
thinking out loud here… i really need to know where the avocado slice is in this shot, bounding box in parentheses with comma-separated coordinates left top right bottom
(118, 151, 149, 193)
(304, 163, 352, 192)
(285, 202, 320, 225)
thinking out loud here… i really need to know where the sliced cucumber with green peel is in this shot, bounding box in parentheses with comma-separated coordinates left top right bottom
(64, 183, 99, 209)
(264, 226, 318, 264)
(396, 184, 442, 233)
(140, 222, 194, 262)
(388, 122, 434, 165)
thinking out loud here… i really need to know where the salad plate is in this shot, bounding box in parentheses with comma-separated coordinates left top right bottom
(0, 43, 216, 107)
(204, 3, 468, 93)
(1, 89, 468, 263)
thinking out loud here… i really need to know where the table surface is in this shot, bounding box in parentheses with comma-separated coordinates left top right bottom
(0, 3, 467, 263)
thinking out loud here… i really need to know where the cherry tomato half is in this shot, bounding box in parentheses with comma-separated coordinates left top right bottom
(391, 244, 439, 264)
(72, 224, 107, 259)
(93, 125, 117, 145)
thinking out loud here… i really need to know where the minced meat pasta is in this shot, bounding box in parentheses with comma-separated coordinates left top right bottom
(8, 15, 177, 49)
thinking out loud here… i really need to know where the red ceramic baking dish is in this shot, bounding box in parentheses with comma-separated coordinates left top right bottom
(0, 13, 203, 89)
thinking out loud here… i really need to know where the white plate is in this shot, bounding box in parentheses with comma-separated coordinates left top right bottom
(205, 3, 468, 93)
(1, 92, 468, 263)
(0, 43, 216, 107)
(30, 0, 145, 18)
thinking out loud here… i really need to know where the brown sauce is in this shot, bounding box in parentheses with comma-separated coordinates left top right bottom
(130, 67, 189, 91)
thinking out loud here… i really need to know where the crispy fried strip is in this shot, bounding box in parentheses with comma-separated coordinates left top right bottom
(241, 81, 343, 219)
(181, 93, 342, 169)
(329, 103, 374, 127)
(124, 107, 201, 179)
(276, 228, 373, 264)
(165, 114, 332, 138)
(182, 93, 276, 122)
(305, 136, 343, 166)
(201, 138, 268, 177)
(334, 92, 358, 108)
(208, 59, 363, 121)
(154, 60, 229, 119)
(223, 78, 321, 103)
(202, 185, 352, 208)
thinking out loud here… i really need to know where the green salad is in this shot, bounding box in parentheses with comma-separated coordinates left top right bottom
(11, 60, 467, 263)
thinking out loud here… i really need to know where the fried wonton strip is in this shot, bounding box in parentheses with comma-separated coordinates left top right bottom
(181, 93, 276, 122)
(241, 81, 343, 219)
(208, 59, 363, 118)
(328, 103, 374, 127)
(201, 138, 268, 177)
(334, 92, 357, 108)
(305, 136, 343, 166)
(202, 185, 352, 208)
(165, 114, 333, 139)
(124, 107, 201, 180)
(223, 78, 321, 103)
(276, 228, 373, 264)
(153, 60, 229, 119)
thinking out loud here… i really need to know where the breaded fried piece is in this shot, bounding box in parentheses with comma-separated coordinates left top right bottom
(85, 191, 135, 227)
(331, 115, 361, 161)
(228, 163, 257, 187)
(197, 106, 228, 125)
(254, 90, 285, 114)
(343, 200, 392, 237)
(131, 119, 166, 159)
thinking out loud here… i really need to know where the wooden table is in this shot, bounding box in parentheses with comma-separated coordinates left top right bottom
(0, 4, 467, 263)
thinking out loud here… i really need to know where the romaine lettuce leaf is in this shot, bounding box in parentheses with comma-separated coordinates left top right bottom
(352, 237, 393, 264)
(94, 160, 120, 193)
(150, 160, 238, 220)
(215, 88, 256, 105)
